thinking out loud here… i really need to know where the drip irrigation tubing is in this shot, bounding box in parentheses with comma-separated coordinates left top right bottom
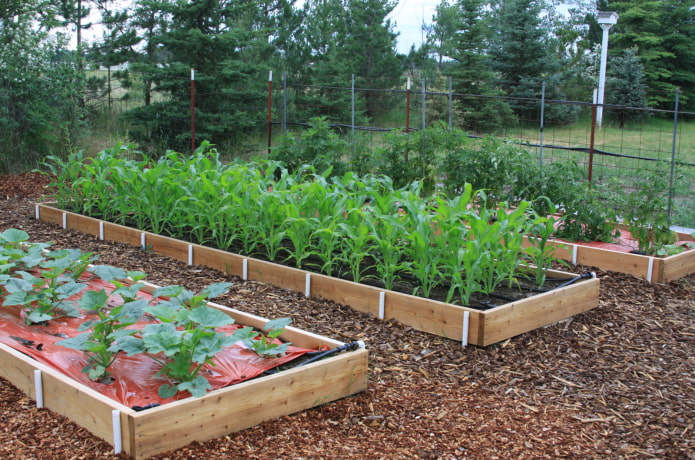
(263, 341, 365, 375)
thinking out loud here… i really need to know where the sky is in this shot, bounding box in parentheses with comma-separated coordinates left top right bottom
(388, 0, 440, 54)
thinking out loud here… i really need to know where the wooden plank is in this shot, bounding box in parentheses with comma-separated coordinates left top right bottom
(102, 221, 145, 246)
(575, 245, 651, 279)
(65, 211, 101, 236)
(248, 258, 307, 292)
(661, 249, 695, 283)
(129, 349, 368, 460)
(192, 245, 245, 276)
(480, 277, 600, 346)
(310, 273, 382, 317)
(143, 232, 190, 264)
(0, 342, 135, 454)
(36, 204, 64, 226)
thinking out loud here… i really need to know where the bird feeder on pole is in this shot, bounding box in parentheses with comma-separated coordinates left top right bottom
(596, 11, 619, 128)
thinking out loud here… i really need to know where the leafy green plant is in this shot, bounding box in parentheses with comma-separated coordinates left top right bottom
(240, 318, 293, 358)
(523, 204, 566, 286)
(57, 291, 148, 382)
(115, 304, 247, 398)
(2, 247, 97, 324)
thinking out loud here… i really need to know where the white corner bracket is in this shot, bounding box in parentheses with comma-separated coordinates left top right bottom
(33, 370, 44, 408)
(462, 311, 470, 347)
(112, 409, 122, 454)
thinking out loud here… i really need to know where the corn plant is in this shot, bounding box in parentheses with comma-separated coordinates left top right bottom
(523, 203, 566, 286)
(336, 209, 375, 283)
(366, 212, 408, 291)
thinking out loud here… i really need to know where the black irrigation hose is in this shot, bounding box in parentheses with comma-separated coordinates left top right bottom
(552, 271, 596, 290)
(298, 341, 366, 367)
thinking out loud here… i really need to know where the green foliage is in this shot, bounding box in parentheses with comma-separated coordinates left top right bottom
(57, 292, 147, 382)
(605, 47, 649, 127)
(240, 318, 293, 358)
(270, 117, 348, 176)
(1, 246, 97, 325)
(613, 171, 676, 255)
(0, 1, 85, 173)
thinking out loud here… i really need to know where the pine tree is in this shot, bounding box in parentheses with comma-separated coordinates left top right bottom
(605, 47, 648, 127)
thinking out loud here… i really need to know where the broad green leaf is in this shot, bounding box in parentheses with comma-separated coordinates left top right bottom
(78, 289, 109, 311)
(119, 299, 148, 322)
(178, 375, 213, 398)
(151, 285, 185, 299)
(0, 229, 30, 244)
(3, 277, 34, 293)
(87, 365, 107, 381)
(2, 290, 28, 306)
(26, 311, 54, 324)
(188, 306, 235, 328)
(56, 332, 91, 351)
(144, 304, 178, 322)
(198, 282, 233, 300)
(109, 335, 145, 356)
(158, 383, 179, 399)
(89, 265, 127, 282)
(263, 317, 291, 332)
(142, 323, 183, 356)
(56, 282, 87, 299)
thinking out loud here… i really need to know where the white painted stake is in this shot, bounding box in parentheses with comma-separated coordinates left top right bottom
(99, 221, 104, 241)
(62, 212, 67, 229)
(242, 258, 248, 280)
(33, 370, 43, 408)
(305, 273, 311, 298)
(188, 244, 193, 265)
(571, 244, 578, 265)
(112, 409, 122, 454)
(462, 311, 470, 347)
(378, 291, 385, 320)
(647, 257, 654, 283)
(140, 232, 146, 249)
(35, 205, 40, 220)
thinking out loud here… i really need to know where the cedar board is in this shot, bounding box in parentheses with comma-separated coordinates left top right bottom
(522, 231, 695, 283)
(35, 204, 600, 347)
(0, 259, 368, 460)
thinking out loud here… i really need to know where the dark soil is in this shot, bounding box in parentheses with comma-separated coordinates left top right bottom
(0, 171, 694, 459)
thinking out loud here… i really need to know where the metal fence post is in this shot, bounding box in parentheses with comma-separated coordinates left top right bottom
(539, 81, 546, 169)
(448, 76, 453, 129)
(267, 70, 273, 155)
(282, 73, 287, 135)
(667, 89, 680, 225)
(190, 68, 195, 155)
(351, 74, 355, 147)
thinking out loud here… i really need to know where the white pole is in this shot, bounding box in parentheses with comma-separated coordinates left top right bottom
(378, 291, 385, 320)
(597, 22, 615, 127)
(305, 273, 311, 298)
(34, 370, 43, 408)
(112, 410, 122, 454)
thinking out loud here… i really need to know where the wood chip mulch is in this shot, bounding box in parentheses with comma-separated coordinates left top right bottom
(0, 173, 693, 459)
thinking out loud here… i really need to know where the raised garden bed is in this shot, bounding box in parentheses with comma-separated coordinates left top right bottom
(522, 229, 695, 283)
(35, 203, 600, 347)
(0, 234, 368, 460)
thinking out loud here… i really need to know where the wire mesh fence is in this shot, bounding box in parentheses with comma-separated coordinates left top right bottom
(82, 69, 695, 228)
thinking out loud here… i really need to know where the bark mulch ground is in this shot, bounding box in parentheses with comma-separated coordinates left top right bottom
(0, 171, 693, 459)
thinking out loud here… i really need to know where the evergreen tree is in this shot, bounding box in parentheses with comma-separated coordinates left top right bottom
(123, 0, 277, 153)
(605, 47, 648, 127)
(607, 0, 695, 110)
(431, 0, 516, 133)
(0, 0, 85, 171)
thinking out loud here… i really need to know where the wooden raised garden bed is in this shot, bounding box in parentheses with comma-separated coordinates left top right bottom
(522, 230, 695, 284)
(0, 274, 368, 460)
(35, 204, 600, 348)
